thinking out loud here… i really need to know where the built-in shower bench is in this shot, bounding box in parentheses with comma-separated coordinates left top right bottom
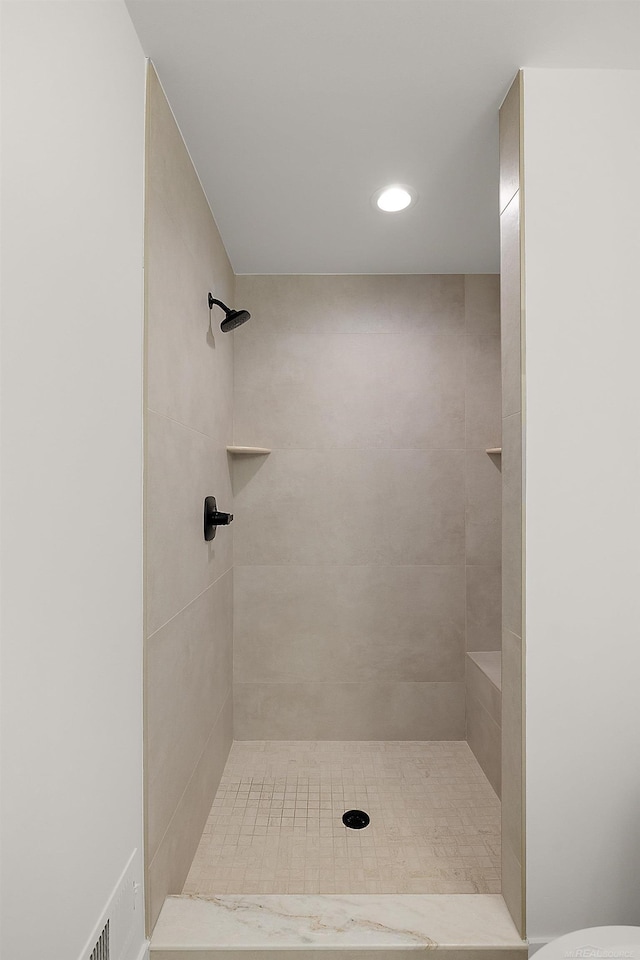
(466, 651, 502, 798)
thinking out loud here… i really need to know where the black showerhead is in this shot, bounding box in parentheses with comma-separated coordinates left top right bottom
(208, 293, 251, 332)
(220, 308, 251, 332)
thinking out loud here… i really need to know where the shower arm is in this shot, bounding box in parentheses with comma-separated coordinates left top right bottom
(208, 296, 228, 312)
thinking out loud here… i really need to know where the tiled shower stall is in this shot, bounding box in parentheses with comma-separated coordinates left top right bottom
(144, 64, 505, 932)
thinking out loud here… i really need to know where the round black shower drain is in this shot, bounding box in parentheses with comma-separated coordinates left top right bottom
(342, 809, 370, 830)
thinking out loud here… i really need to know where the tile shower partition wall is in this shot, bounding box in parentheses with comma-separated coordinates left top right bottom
(144, 66, 235, 929)
(233, 275, 501, 740)
(499, 71, 525, 936)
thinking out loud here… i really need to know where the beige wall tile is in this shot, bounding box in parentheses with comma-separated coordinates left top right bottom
(146, 411, 233, 634)
(232, 273, 500, 747)
(466, 656, 501, 726)
(234, 681, 465, 740)
(465, 333, 502, 450)
(501, 632, 524, 923)
(466, 451, 501, 523)
(499, 73, 525, 936)
(147, 692, 233, 930)
(466, 564, 501, 651)
(500, 193, 521, 419)
(502, 838, 525, 939)
(234, 331, 465, 450)
(501, 630, 523, 859)
(465, 520, 502, 567)
(146, 194, 234, 441)
(502, 412, 522, 637)
(464, 274, 500, 337)
(236, 274, 465, 336)
(233, 449, 465, 566)
(499, 72, 521, 215)
(234, 565, 465, 683)
(465, 451, 501, 566)
(466, 693, 501, 798)
(144, 66, 235, 928)
(146, 570, 232, 860)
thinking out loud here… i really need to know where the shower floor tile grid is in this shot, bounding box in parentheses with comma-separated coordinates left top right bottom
(183, 740, 501, 896)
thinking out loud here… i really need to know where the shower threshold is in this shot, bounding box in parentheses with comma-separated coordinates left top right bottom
(150, 893, 525, 958)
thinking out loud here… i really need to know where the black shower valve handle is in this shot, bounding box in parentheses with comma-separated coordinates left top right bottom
(204, 496, 233, 541)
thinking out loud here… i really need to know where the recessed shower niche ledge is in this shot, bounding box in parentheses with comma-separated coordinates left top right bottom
(226, 446, 271, 455)
(467, 651, 502, 692)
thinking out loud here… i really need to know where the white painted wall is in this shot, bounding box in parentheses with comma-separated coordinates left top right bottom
(0, 4, 147, 959)
(523, 69, 640, 944)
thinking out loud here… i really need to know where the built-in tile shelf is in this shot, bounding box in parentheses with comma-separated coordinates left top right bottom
(226, 446, 271, 455)
(467, 651, 502, 691)
(485, 447, 502, 455)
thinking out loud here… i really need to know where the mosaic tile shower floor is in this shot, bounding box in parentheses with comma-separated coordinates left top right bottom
(183, 740, 501, 896)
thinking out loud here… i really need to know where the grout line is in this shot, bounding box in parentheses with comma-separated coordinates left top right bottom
(146, 567, 232, 641)
(147, 405, 232, 447)
(148, 689, 232, 871)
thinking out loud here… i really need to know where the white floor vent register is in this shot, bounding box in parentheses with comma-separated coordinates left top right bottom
(89, 920, 109, 960)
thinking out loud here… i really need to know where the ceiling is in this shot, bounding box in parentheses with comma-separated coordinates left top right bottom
(126, 1, 640, 275)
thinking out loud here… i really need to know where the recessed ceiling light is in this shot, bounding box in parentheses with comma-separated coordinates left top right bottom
(373, 184, 417, 213)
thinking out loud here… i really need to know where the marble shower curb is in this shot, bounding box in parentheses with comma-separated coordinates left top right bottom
(150, 894, 527, 959)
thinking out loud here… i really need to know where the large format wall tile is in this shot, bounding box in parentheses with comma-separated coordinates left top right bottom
(501, 838, 524, 936)
(144, 66, 234, 930)
(234, 332, 465, 450)
(147, 692, 232, 931)
(146, 194, 234, 441)
(464, 280, 503, 782)
(466, 564, 501, 651)
(234, 681, 465, 740)
(146, 411, 233, 635)
(499, 71, 524, 937)
(237, 274, 465, 336)
(466, 692, 501, 798)
(146, 570, 232, 861)
(501, 629, 523, 861)
(466, 656, 502, 725)
(465, 451, 502, 566)
(502, 412, 522, 638)
(466, 520, 501, 568)
(234, 449, 465, 566)
(234, 565, 465, 683)
(501, 194, 521, 420)
(464, 274, 500, 337)
(465, 334, 502, 450)
(233, 274, 500, 743)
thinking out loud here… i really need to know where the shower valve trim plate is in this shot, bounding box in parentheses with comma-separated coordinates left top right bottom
(204, 496, 233, 541)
